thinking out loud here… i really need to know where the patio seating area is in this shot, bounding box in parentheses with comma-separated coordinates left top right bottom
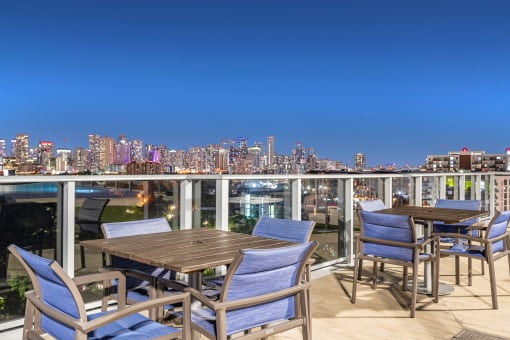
(4, 247, 510, 339)
(272, 253, 510, 339)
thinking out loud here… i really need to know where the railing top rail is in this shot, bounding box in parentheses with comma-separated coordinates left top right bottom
(0, 171, 499, 184)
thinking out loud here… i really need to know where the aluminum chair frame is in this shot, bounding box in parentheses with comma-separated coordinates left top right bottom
(8, 244, 190, 340)
(352, 211, 440, 318)
(435, 210, 510, 309)
(187, 241, 318, 340)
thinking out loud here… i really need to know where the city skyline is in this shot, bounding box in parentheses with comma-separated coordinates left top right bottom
(2, 1, 509, 167)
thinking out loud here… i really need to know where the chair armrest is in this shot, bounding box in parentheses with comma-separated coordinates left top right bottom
(466, 220, 488, 230)
(73, 270, 125, 287)
(26, 289, 190, 337)
(434, 232, 487, 244)
(81, 291, 191, 335)
(359, 236, 433, 250)
(184, 286, 218, 309)
(215, 283, 310, 312)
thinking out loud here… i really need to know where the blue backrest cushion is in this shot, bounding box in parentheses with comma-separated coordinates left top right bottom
(435, 199, 480, 226)
(359, 199, 386, 212)
(14, 246, 78, 339)
(223, 242, 314, 335)
(101, 217, 170, 238)
(252, 216, 314, 243)
(102, 218, 175, 286)
(360, 211, 414, 262)
(487, 211, 510, 253)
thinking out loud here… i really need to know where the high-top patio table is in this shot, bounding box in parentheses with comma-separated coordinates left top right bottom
(375, 205, 489, 295)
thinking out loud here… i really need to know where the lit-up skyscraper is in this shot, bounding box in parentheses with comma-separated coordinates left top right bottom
(354, 153, 366, 171)
(130, 140, 143, 162)
(99, 136, 115, 170)
(0, 139, 6, 157)
(266, 135, 274, 168)
(116, 134, 131, 164)
(38, 141, 54, 167)
(15, 133, 29, 164)
(87, 134, 101, 172)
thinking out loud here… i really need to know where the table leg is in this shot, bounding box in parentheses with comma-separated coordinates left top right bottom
(189, 271, 202, 340)
(410, 221, 454, 296)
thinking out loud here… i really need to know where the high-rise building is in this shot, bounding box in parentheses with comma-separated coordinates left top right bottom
(99, 136, 115, 171)
(130, 139, 143, 162)
(55, 148, 71, 173)
(15, 133, 29, 164)
(0, 139, 6, 157)
(38, 141, 54, 168)
(354, 153, 366, 171)
(87, 134, 101, 172)
(214, 149, 229, 173)
(116, 134, 131, 164)
(247, 145, 262, 173)
(266, 136, 274, 168)
(73, 147, 88, 173)
(10, 139, 16, 158)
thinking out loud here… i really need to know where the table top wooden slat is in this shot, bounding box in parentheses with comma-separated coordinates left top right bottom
(376, 206, 489, 224)
(80, 228, 294, 273)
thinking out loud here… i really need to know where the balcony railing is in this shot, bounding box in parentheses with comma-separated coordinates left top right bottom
(0, 171, 498, 329)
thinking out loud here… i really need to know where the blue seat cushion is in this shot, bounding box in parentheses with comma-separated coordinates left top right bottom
(87, 311, 179, 339)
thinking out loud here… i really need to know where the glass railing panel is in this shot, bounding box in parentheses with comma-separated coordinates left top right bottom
(228, 179, 291, 234)
(392, 176, 411, 206)
(146, 180, 180, 228)
(421, 176, 435, 207)
(301, 178, 341, 265)
(193, 179, 216, 228)
(1, 182, 58, 324)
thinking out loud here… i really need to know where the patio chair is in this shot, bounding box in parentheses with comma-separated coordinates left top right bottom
(352, 211, 439, 318)
(358, 198, 386, 212)
(432, 199, 483, 274)
(77, 198, 110, 269)
(187, 241, 318, 340)
(204, 216, 315, 288)
(433, 199, 481, 239)
(101, 218, 187, 320)
(358, 199, 386, 276)
(435, 210, 510, 309)
(7, 243, 190, 340)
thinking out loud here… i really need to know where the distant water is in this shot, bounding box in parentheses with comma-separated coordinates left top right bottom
(0, 182, 118, 199)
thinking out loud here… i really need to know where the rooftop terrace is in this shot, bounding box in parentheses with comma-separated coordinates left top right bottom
(280, 254, 510, 340)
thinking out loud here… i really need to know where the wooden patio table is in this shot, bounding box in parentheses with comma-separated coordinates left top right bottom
(80, 227, 295, 292)
(82, 227, 297, 340)
(375, 205, 489, 295)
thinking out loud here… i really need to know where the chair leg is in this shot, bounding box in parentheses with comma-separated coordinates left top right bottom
(372, 262, 377, 289)
(351, 257, 359, 304)
(434, 246, 440, 303)
(468, 257, 473, 286)
(410, 265, 418, 318)
(402, 267, 408, 291)
(357, 259, 363, 280)
(455, 256, 460, 285)
(488, 258, 498, 309)
(380, 263, 385, 272)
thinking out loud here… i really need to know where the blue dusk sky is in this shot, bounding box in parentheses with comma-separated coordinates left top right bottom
(1, 0, 509, 168)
